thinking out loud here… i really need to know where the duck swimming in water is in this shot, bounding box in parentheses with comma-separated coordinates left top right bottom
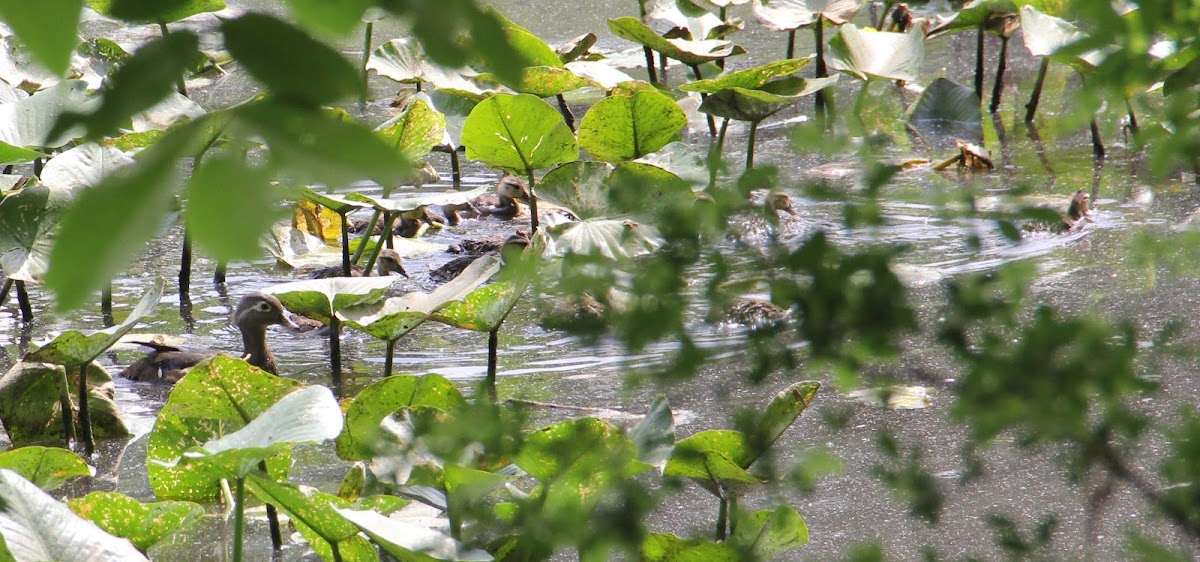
(1022, 190, 1092, 235)
(305, 249, 408, 279)
(120, 293, 297, 383)
(431, 231, 530, 283)
(471, 174, 531, 220)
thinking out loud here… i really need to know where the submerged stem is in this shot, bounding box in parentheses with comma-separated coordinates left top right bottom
(15, 280, 31, 323)
(487, 328, 499, 403)
(340, 211, 352, 277)
(1025, 58, 1049, 123)
(58, 367, 75, 444)
(746, 121, 759, 171)
(974, 26, 985, 100)
(351, 210, 380, 265)
(360, 22, 373, 106)
(385, 339, 395, 378)
(233, 477, 245, 562)
(78, 362, 93, 456)
(690, 65, 718, 137)
(527, 171, 540, 233)
(329, 314, 342, 386)
(989, 35, 1009, 114)
(180, 230, 192, 296)
(158, 20, 189, 97)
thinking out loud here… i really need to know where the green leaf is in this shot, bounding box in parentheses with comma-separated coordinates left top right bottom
(630, 396, 675, 469)
(608, 17, 746, 66)
(147, 356, 301, 500)
(0, 446, 91, 491)
(0, 141, 46, 165)
(515, 417, 649, 483)
(263, 276, 395, 324)
(430, 234, 547, 332)
(221, 13, 364, 106)
(336, 374, 468, 461)
(57, 31, 200, 140)
(749, 0, 863, 31)
(462, 93, 578, 175)
(0, 182, 76, 282)
(577, 89, 686, 162)
(67, 492, 202, 552)
(41, 143, 135, 192)
(185, 150, 286, 261)
(500, 27, 563, 68)
(828, 24, 924, 82)
(0, 79, 94, 149)
(746, 381, 820, 466)
(476, 65, 591, 97)
(233, 101, 411, 189)
(25, 276, 164, 365)
(680, 58, 812, 93)
(0, 0, 83, 75)
(663, 432, 761, 496)
(605, 161, 695, 215)
(1019, 5, 1104, 68)
(344, 185, 489, 214)
(283, 0, 373, 35)
(551, 218, 664, 260)
(375, 94, 448, 164)
(907, 77, 982, 125)
(641, 533, 737, 561)
(88, 0, 223, 23)
(695, 74, 836, 123)
(245, 472, 359, 546)
(336, 507, 493, 561)
(0, 470, 149, 561)
(367, 38, 491, 97)
(537, 161, 611, 220)
(731, 506, 809, 558)
(0, 362, 129, 445)
(339, 256, 499, 343)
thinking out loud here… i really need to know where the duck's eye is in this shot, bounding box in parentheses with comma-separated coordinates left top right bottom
(253, 302, 272, 312)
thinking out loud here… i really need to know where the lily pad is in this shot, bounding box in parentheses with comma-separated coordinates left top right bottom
(430, 234, 547, 332)
(577, 88, 686, 162)
(0, 183, 75, 282)
(0, 469, 148, 561)
(537, 161, 613, 220)
(88, 0, 224, 24)
(551, 218, 664, 260)
(608, 17, 746, 67)
(244, 474, 372, 561)
(605, 161, 696, 215)
(732, 506, 810, 558)
(476, 65, 592, 98)
(461, 93, 578, 175)
(0, 79, 94, 149)
(907, 77, 982, 126)
(376, 93, 448, 165)
(336, 374, 468, 461)
(646, 0, 741, 40)
(828, 24, 924, 82)
(634, 141, 709, 186)
(147, 356, 302, 501)
(25, 276, 164, 366)
(346, 186, 490, 214)
(336, 507, 493, 561)
(263, 223, 443, 269)
(681, 58, 812, 93)
(694, 75, 837, 122)
(1019, 5, 1106, 68)
(564, 60, 638, 90)
(367, 38, 491, 97)
(67, 492, 203, 552)
(750, 0, 863, 31)
(263, 276, 396, 324)
(0, 446, 92, 491)
(642, 533, 736, 561)
(0, 361, 129, 445)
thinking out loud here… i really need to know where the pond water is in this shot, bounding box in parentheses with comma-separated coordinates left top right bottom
(1, 1, 1196, 560)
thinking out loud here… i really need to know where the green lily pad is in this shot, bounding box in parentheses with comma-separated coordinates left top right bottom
(605, 161, 696, 215)
(749, 381, 819, 465)
(336, 374, 468, 461)
(680, 58, 811, 93)
(0, 183, 75, 283)
(0, 0, 84, 75)
(25, 276, 164, 366)
(147, 356, 302, 501)
(462, 93, 578, 175)
(88, 0, 224, 24)
(749, 0, 863, 31)
(376, 93, 448, 164)
(608, 17, 746, 67)
(0, 446, 91, 491)
(577, 88, 686, 162)
(476, 65, 592, 98)
(0, 79, 94, 150)
(732, 506, 810, 558)
(634, 141, 709, 186)
(430, 234, 547, 332)
(263, 276, 396, 324)
(335, 507, 493, 561)
(1019, 5, 1106, 68)
(828, 24, 924, 82)
(537, 161, 612, 220)
(0, 469, 148, 561)
(0, 361, 129, 445)
(244, 472, 366, 561)
(695, 75, 837, 122)
(367, 38, 491, 97)
(346, 186, 489, 214)
(663, 433, 761, 496)
(339, 256, 500, 342)
(907, 77, 983, 125)
(551, 218, 664, 260)
(642, 533, 736, 561)
(222, 13, 363, 106)
(67, 491, 203, 552)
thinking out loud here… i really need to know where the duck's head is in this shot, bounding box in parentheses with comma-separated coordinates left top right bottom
(1067, 190, 1092, 221)
(377, 248, 409, 278)
(767, 191, 797, 216)
(501, 230, 531, 261)
(235, 293, 299, 331)
(497, 174, 531, 204)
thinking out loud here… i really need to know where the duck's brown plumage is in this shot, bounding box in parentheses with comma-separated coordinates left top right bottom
(305, 249, 408, 279)
(431, 231, 530, 282)
(472, 174, 531, 220)
(120, 293, 297, 383)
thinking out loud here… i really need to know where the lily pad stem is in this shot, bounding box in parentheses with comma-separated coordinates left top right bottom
(351, 210, 381, 265)
(746, 121, 759, 171)
(1090, 118, 1105, 160)
(689, 65, 719, 137)
(363, 211, 392, 274)
(361, 22, 373, 106)
(814, 21, 828, 119)
(876, 0, 895, 30)
(101, 283, 114, 327)
(332, 541, 343, 562)
(330, 314, 343, 386)
(527, 171, 540, 233)
(556, 94, 576, 131)
(15, 280, 31, 322)
(643, 47, 658, 84)
(486, 327, 499, 403)
(717, 118, 729, 152)
(0, 278, 10, 306)
(974, 25, 985, 100)
(259, 460, 283, 549)
(715, 496, 728, 540)
(1125, 97, 1139, 135)
(786, 29, 796, 60)
(451, 147, 462, 186)
(384, 339, 395, 378)
(1024, 58, 1049, 123)
(340, 211, 352, 277)
(158, 20, 189, 97)
(57, 367, 75, 443)
(78, 362, 94, 456)
(213, 262, 227, 285)
(180, 230, 192, 295)
(233, 476, 245, 562)
(989, 35, 1009, 114)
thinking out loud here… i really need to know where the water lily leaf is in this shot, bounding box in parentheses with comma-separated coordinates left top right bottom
(244, 472, 360, 548)
(147, 356, 302, 500)
(646, 0, 737, 40)
(500, 27, 564, 68)
(297, 186, 374, 216)
(608, 17, 746, 66)
(0, 446, 91, 491)
(634, 141, 708, 186)
(630, 396, 675, 470)
(130, 91, 206, 132)
(336, 374, 468, 461)
(336, 507, 493, 561)
(41, 143, 135, 193)
(67, 491, 202, 552)
(828, 24, 924, 82)
(264, 276, 395, 323)
(232, 101, 411, 190)
(551, 218, 664, 260)
(907, 77, 982, 126)
(476, 65, 591, 97)
(185, 150, 286, 261)
(0, 141, 46, 165)
(462, 93, 578, 175)
(222, 13, 364, 106)
(731, 506, 809, 558)
(283, 0, 373, 35)
(748, 381, 819, 466)
(25, 277, 164, 365)
(340, 256, 500, 342)
(605, 161, 695, 215)
(263, 224, 442, 269)
(88, 0, 223, 24)
(367, 38, 491, 97)
(430, 234, 547, 332)
(0, 362, 128, 446)
(537, 161, 612, 220)
(680, 58, 811, 93)
(695, 75, 836, 122)
(1019, 5, 1104, 68)
(750, 0, 862, 31)
(0, 0, 83, 75)
(0, 183, 75, 282)
(376, 93, 447, 164)
(0, 79, 93, 149)
(642, 533, 736, 561)
(0, 469, 148, 561)
(578, 88, 686, 162)
(663, 431, 761, 495)
(557, 33, 597, 64)
(564, 60, 637, 90)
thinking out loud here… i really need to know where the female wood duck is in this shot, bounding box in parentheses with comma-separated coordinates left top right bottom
(431, 230, 530, 283)
(1022, 190, 1092, 235)
(120, 293, 298, 383)
(471, 174, 531, 220)
(306, 249, 408, 279)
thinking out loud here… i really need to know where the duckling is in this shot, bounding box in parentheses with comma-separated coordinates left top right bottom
(723, 297, 789, 329)
(1022, 190, 1092, 235)
(471, 174, 531, 220)
(730, 190, 799, 245)
(120, 293, 298, 383)
(431, 231, 530, 283)
(305, 249, 408, 279)
(427, 202, 480, 227)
